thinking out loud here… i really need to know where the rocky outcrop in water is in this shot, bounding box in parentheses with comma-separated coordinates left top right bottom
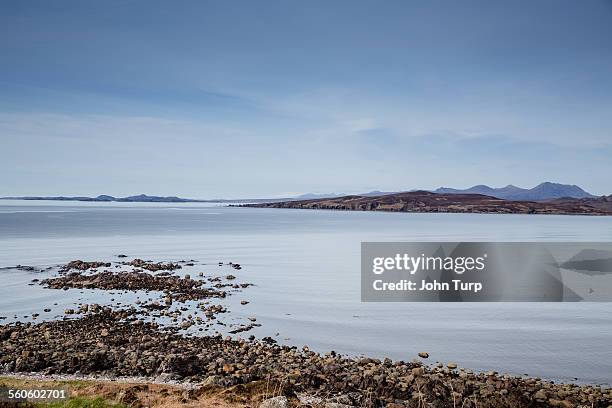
(42, 271, 227, 302)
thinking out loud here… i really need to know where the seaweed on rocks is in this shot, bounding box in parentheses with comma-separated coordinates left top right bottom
(41, 271, 227, 302)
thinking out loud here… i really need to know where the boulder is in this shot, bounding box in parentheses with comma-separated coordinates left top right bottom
(260, 396, 288, 408)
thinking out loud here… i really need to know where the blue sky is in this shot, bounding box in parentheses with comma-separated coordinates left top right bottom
(1, 0, 612, 197)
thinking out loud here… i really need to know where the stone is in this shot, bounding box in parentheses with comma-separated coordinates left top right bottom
(534, 389, 548, 401)
(155, 372, 180, 382)
(411, 366, 424, 376)
(296, 393, 323, 405)
(259, 396, 288, 408)
(201, 375, 221, 387)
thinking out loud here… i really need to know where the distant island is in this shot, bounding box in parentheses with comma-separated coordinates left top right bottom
(0, 194, 204, 203)
(247, 191, 612, 216)
(0, 194, 286, 204)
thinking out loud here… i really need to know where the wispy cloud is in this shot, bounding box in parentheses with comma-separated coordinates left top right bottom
(1, 2, 612, 196)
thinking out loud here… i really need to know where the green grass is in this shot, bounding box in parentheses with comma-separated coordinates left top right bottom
(35, 396, 128, 408)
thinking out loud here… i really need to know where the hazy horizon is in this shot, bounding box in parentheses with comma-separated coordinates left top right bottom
(2, 1, 612, 197)
(0, 180, 604, 200)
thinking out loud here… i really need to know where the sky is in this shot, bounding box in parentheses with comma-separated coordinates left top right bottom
(1, 0, 612, 198)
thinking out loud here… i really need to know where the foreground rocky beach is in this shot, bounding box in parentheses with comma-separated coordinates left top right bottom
(1, 259, 611, 407)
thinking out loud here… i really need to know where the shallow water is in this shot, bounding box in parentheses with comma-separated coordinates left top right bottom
(1, 200, 611, 385)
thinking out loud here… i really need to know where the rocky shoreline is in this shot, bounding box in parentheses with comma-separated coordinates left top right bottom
(1, 308, 611, 407)
(1, 259, 611, 407)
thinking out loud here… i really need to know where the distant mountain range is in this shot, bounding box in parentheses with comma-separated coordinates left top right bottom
(295, 190, 398, 200)
(297, 182, 596, 202)
(0, 183, 599, 203)
(434, 182, 595, 201)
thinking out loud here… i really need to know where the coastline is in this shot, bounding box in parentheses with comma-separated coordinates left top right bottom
(2, 307, 610, 408)
(244, 191, 612, 216)
(1, 259, 611, 407)
(238, 204, 611, 217)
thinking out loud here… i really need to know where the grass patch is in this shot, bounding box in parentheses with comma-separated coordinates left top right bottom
(35, 396, 128, 408)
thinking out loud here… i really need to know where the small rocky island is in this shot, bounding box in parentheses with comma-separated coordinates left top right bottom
(246, 191, 612, 216)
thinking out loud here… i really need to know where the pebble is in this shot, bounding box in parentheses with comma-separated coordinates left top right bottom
(259, 396, 287, 408)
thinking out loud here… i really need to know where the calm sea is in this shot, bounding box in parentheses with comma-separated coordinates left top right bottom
(1, 200, 611, 385)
